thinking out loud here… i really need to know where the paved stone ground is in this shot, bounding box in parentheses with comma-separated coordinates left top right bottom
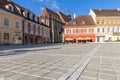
(0, 43, 120, 80)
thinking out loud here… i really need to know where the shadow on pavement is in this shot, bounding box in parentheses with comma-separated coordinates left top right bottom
(0, 44, 62, 51)
(0, 47, 61, 56)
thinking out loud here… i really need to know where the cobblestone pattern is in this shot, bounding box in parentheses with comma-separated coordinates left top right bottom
(0, 44, 97, 80)
(78, 43, 120, 80)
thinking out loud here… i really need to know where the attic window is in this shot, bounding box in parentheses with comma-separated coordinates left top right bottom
(23, 11, 27, 18)
(6, 4, 13, 12)
(34, 16, 38, 22)
(82, 21, 86, 24)
(39, 18, 41, 23)
(29, 13, 33, 20)
(73, 21, 77, 24)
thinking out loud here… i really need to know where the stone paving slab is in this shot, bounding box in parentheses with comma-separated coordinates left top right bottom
(0, 43, 120, 80)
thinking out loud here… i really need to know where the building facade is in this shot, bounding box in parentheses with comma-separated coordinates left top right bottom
(40, 8, 71, 43)
(0, 0, 23, 44)
(0, 0, 50, 45)
(64, 15, 96, 43)
(90, 9, 120, 42)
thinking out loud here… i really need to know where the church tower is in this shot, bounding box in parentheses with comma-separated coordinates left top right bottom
(67, 10, 71, 19)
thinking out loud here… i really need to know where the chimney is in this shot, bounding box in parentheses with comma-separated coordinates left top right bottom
(74, 13, 76, 18)
(7, 0, 12, 2)
(99, 9, 102, 11)
(117, 8, 120, 11)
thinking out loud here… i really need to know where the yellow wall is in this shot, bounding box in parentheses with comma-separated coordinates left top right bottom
(96, 17, 120, 27)
(0, 10, 23, 44)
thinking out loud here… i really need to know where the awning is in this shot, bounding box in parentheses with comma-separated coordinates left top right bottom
(77, 37, 84, 40)
(65, 38, 73, 41)
(84, 37, 91, 40)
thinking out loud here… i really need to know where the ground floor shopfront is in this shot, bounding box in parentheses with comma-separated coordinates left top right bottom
(23, 33, 44, 44)
(64, 34, 96, 43)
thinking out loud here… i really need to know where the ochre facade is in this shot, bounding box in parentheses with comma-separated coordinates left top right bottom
(0, 10, 23, 44)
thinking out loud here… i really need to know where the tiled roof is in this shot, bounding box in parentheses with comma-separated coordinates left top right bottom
(92, 9, 120, 16)
(65, 15, 95, 27)
(40, 7, 71, 23)
(0, 0, 43, 25)
(40, 7, 61, 21)
(57, 11, 71, 23)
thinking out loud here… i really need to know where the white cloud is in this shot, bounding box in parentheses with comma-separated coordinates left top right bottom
(35, 0, 60, 11)
(51, 0, 60, 10)
(37, 0, 50, 2)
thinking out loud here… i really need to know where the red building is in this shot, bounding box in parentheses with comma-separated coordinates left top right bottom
(64, 15, 96, 43)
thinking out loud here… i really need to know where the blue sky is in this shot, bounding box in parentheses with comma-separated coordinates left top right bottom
(13, 0, 120, 18)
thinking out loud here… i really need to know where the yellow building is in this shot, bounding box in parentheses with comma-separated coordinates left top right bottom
(0, 0, 50, 45)
(0, 0, 23, 44)
(90, 9, 120, 42)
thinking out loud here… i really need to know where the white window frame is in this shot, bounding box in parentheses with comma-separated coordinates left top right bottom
(15, 22, 19, 29)
(4, 18, 9, 27)
(73, 28, 77, 34)
(83, 28, 87, 33)
(118, 20, 120, 24)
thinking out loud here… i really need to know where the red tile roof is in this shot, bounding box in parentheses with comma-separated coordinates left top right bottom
(40, 7, 71, 23)
(57, 11, 71, 23)
(92, 9, 120, 16)
(40, 7, 61, 20)
(65, 15, 95, 27)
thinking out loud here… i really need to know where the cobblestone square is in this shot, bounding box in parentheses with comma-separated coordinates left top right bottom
(0, 43, 120, 80)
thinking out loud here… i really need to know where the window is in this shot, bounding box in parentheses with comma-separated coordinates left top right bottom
(30, 24, 34, 34)
(112, 28, 114, 32)
(102, 20, 105, 24)
(4, 33, 9, 40)
(73, 29, 76, 33)
(6, 5, 13, 12)
(4, 18, 9, 26)
(109, 37, 112, 41)
(73, 21, 77, 24)
(113, 20, 116, 24)
(98, 28, 100, 32)
(97, 20, 100, 24)
(29, 13, 33, 20)
(117, 37, 120, 40)
(66, 29, 71, 34)
(119, 28, 120, 32)
(108, 20, 111, 24)
(117, 28, 119, 32)
(15, 22, 19, 29)
(107, 28, 110, 32)
(0, 32, 1, 39)
(24, 22, 28, 33)
(34, 16, 38, 22)
(8, 6, 13, 11)
(23, 11, 27, 18)
(102, 28, 104, 32)
(83, 29, 87, 33)
(90, 29, 93, 33)
(118, 20, 120, 24)
(78, 29, 81, 33)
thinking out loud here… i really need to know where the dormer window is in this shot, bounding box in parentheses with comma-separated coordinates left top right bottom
(39, 18, 41, 23)
(73, 21, 77, 24)
(23, 11, 28, 18)
(82, 21, 86, 24)
(29, 13, 33, 20)
(34, 16, 38, 22)
(6, 4, 13, 12)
